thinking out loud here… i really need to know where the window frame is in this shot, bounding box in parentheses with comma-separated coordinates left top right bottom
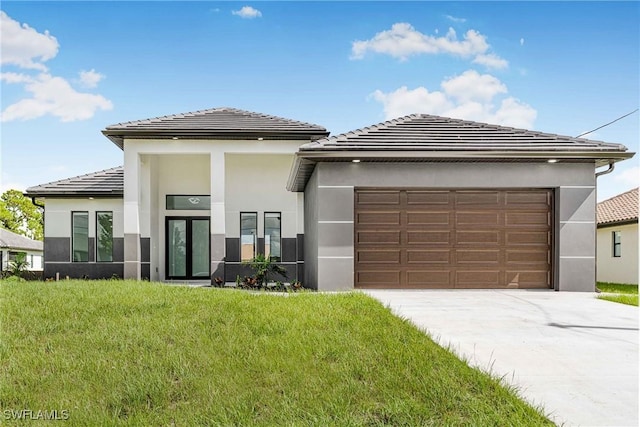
(96, 211, 114, 262)
(264, 212, 282, 261)
(71, 211, 89, 263)
(240, 212, 258, 262)
(612, 231, 621, 258)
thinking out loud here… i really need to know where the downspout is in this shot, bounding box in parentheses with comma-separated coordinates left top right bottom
(31, 197, 45, 209)
(593, 161, 615, 292)
(595, 161, 615, 178)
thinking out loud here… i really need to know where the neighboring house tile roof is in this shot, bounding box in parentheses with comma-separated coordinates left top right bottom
(0, 228, 43, 252)
(103, 107, 329, 148)
(288, 114, 633, 191)
(597, 187, 639, 226)
(25, 166, 123, 198)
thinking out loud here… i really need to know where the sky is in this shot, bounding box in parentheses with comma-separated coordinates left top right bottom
(1, 1, 638, 202)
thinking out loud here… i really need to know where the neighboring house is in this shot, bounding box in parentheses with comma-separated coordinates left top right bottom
(596, 187, 638, 284)
(26, 107, 634, 291)
(0, 228, 44, 272)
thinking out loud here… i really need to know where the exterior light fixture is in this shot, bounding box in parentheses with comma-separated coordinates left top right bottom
(547, 159, 559, 163)
(257, 137, 264, 141)
(172, 137, 179, 140)
(352, 159, 361, 163)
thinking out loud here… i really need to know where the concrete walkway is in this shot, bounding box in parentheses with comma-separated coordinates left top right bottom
(364, 290, 638, 427)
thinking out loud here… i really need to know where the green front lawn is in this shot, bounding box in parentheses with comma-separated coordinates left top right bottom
(597, 282, 639, 306)
(1, 280, 551, 426)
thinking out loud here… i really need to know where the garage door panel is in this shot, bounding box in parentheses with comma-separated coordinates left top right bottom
(407, 270, 452, 288)
(356, 271, 400, 287)
(506, 212, 551, 226)
(356, 230, 400, 245)
(455, 191, 501, 207)
(506, 271, 550, 288)
(456, 212, 500, 226)
(355, 189, 552, 289)
(506, 250, 549, 264)
(456, 231, 500, 245)
(356, 211, 401, 225)
(406, 191, 449, 205)
(357, 250, 401, 264)
(457, 250, 500, 264)
(407, 250, 450, 264)
(505, 191, 551, 208)
(356, 191, 400, 205)
(506, 231, 550, 245)
(407, 231, 451, 244)
(407, 211, 451, 226)
(455, 271, 500, 288)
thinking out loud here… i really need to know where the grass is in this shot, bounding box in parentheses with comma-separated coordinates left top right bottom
(1, 280, 551, 426)
(597, 282, 638, 307)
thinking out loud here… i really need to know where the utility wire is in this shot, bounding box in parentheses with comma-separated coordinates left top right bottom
(576, 109, 639, 138)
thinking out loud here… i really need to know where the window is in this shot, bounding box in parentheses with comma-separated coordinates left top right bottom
(96, 211, 113, 262)
(264, 212, 281, 261)
(72, 212, 89, 262)
(166, 195, 211, 210)
(613, 231, 621, 257)
(240, 212, 257, 261)
(8, 251, 26, 262)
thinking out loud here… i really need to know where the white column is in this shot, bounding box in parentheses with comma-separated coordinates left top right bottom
(210, 151, 226, 279)
(123, 149, 141, 280)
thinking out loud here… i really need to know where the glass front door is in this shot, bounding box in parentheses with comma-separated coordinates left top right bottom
(166, 217, 210, 280)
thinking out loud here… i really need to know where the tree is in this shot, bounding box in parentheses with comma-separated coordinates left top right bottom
(0, 189, 43, 241)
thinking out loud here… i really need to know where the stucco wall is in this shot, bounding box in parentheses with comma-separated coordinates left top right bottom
(0, 249, 43, 271)
(123, 138, 305, 282)
(597, 223, 638, 284)
(304, 161, 597, 292)
(42, 198, 124, 279)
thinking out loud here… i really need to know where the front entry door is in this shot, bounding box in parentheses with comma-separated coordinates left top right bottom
(166, 217, 210, 280)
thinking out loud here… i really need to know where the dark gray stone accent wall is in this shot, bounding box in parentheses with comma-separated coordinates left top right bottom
(44, 262, 123, 280)
(296, 234, 304, 261)
(141, 238, 150, 263)
(44, 238, 70, 262)
(281, 238, 297, 263)
(113, 238, 124, 262)
(225, 238, 240, 262)
(88, 238, 95, 262)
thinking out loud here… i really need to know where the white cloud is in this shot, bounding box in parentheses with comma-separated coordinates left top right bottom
(1, 73, 113, 122)
(370, 70, 537, 128)
(79, 69, 105, 88)
(473, 53, 508, 70)
(0, 11, 59, 71)
(520, 38, 525, 46)
(232, 6, 262, 19)
(440, 70, 507, 102)
(351, 22, 508, 69)
(445, 14, 467, 23)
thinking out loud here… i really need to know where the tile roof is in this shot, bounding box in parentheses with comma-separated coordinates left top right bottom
(300, 114, 629, 152)
(597, 187, 639, 226)
(288, 114, 634, 191)
(103, 107, 329, 148)
(25, 166, 123, 197)
(0, 228, 43, 251)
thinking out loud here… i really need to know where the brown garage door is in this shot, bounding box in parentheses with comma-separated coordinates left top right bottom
(354, 189, 552, 289)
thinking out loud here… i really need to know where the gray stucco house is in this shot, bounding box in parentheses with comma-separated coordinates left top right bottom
(26, 108, 633, 291)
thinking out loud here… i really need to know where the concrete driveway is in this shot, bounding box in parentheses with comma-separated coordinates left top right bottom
(364, 290, 638, 427)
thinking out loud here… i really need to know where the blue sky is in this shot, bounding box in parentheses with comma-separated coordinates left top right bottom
(1, 1, 638, 201)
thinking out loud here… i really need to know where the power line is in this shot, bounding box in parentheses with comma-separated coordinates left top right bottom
(576, 109, 639, 138)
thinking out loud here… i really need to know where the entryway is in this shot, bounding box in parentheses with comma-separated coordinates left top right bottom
(166, 217, 210, 280)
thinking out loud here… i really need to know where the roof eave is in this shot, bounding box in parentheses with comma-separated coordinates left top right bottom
(287, 150, 635, 192)
(597, 218, 639, 228)
(102, 128, 330, 149)
(23, 191, 124, 198)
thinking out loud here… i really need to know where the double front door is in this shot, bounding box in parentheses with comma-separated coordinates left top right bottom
(166, 217, 210, 280)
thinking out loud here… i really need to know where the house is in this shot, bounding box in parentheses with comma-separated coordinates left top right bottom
(25, 107, 634, 291)
(0, 228, 44, 272)
(596, 187, 638, 284)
